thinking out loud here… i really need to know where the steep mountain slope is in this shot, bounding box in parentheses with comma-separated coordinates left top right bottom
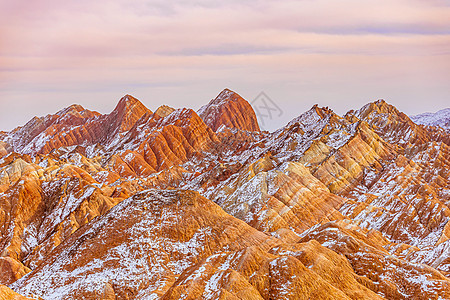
(12, 190, 384, 300)
(198, 89, 260, 132)
(2, 95, 151, 155)
(0, 284, 32, 300)
(0, 92, 449, 299)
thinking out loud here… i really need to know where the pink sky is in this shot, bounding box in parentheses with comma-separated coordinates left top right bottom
(1, 0, 449, 131)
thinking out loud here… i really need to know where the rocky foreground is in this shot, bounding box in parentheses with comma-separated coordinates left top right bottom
(0, 89, 449, 299)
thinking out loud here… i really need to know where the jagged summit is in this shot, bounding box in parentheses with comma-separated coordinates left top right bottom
(115, 94, 146, 112)
(106, 94, 152, 135)
(55, 104, 86, 116)
(347, 99, 450, 149)
(312, 104, 335, 119)
(198, 88, 260, 132)
(207, 88, 238, 106)
(154, 105, 175, 118)
(1, 90, 449, 299)
(111, 94, 151, 119)
(1, 95, 153, 155)
(285, 104, 337, 130)
(354, 99, 402, 120)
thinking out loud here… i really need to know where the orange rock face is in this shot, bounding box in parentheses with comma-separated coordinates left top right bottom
(0, 284, 33, 300)
(0, 92, 449, 299)
(3, 95, 151, 155)
(198, 89, 260, 132)
(0, 258, 30, 285)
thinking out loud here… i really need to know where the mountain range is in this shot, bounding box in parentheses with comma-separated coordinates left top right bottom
(411, 108, 450, 131)
(0, 89, 449, 299)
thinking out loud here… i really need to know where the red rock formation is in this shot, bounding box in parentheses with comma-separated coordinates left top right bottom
(105, 94, 151, 134)
(13, 190, 382, 300)
(3, 95, 151, 155)
(0, 258, 30, 285)
(106, 108, 218, 174)
(0, 285, 32, 300)
(300, 222, 450, 299)
(12, 190, 276, 299)
(0, 92, 448, 300)
(154, 105, 176, 118)
(198, 89, 260, 132)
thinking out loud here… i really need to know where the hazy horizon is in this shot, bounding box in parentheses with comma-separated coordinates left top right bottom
(1, 0, 449, 131)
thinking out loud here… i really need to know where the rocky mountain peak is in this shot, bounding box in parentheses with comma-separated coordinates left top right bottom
(355, 99, 403, 121)
(55, 104, 86, 116)
(285, 104, 336, 130)
(211, 88, 238, 104)
(1, 90, 450, 299)
(107, 94, 152, 134)
(154, 105, 175, 118)
(113, 94, 150, 117)
(312, 104, 335, 119)
(198, 88, 260, 132)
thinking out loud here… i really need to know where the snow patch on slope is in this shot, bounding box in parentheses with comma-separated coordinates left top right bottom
(411, 108, 450, 131)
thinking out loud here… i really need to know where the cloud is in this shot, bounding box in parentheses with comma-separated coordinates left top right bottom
(2, 0, 450, 56)
(0, 0, 449, 130)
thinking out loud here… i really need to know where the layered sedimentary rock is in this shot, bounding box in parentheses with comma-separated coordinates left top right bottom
(0, 258, 30, 285)
(12, 189, 275, 299)
(0, 154, 127, 271)
(154, 105, 176, 118)
(3, 95, 151, 155)
(0, 285, 32, 300)
(300, 223, 450, 299)
(198, 89, 260, 132)
(13, 190, 383, 300)
(0, 91, 449, 299)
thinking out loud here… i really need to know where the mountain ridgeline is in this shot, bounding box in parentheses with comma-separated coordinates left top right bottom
(0, 89, 449, 299)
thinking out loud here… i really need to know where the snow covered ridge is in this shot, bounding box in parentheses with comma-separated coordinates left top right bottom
(0, 91, 450, 299)
(411, 108, 450, 131)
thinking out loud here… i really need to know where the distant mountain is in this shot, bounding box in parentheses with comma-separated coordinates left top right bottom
(1, 92, 450, 299)
(411, 108, 450, 130)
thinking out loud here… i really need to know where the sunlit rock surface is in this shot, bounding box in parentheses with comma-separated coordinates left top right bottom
(198, 89, 260, 132)
(0, 92, 448, 299)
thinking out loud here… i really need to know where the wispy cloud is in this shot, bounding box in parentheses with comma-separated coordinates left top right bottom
(0, 0, 449, 130)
